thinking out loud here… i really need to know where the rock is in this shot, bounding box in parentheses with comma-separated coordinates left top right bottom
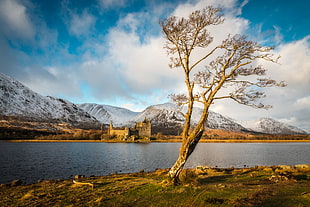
(74, 175, 85, 179)
(11, 180, 22, 187)
(268, 175, 289, 183)
(294, 164, 310, 169)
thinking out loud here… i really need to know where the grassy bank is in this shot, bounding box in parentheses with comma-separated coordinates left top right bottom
(1, 165, 309, 206)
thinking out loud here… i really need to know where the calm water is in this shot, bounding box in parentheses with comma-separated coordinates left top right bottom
(0, 142, 309, 184)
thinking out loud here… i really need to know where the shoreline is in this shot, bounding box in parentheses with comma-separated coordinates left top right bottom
(2, 139, 310, 143)
(2, 164, 309, 185)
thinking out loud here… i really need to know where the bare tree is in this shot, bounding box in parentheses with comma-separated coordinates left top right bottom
(159, 6, 286, 184)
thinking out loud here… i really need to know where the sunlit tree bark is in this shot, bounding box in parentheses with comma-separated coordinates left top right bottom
(160, 6, 286, 184)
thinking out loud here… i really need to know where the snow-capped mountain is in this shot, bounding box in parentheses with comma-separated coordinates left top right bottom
(130, 103, 246, 132)
(239, 117, 308, 135)
(0, 73, 97, 124)
(79, 102, 307, 135)
(1, 73, 307, 135)
(78, 103, 139, 126)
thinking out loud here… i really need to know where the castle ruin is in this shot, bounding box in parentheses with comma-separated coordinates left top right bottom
(108, 118, 151, 140)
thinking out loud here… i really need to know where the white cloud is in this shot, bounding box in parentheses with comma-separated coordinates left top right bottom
(22, 65, 82, 98)
(75, 11, 183, 106)
(294, 96, 310, 110)
(106, 27, 182, 93)
(0, 0, 35, 40)
(172, 0, 248, 17)
(68, 10, 96, 37)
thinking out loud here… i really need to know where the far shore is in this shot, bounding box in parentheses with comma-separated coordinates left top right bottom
(2, 139, 310, 143)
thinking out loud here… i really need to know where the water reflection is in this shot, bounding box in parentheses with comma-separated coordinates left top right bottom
(0, 142, 309, 184)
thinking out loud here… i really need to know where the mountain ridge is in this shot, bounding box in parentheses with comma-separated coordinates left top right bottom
(80, 102, 308, 135)
(0, 73, 307, 135)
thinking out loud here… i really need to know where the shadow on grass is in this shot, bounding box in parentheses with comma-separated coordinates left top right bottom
(293, 174, 308, 180)
(198, 175, 233, 185)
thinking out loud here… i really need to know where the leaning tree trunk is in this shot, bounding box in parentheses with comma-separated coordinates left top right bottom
(168, 130, 204, 184)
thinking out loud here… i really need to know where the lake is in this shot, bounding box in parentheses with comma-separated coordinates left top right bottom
(0, 142, 309, 184)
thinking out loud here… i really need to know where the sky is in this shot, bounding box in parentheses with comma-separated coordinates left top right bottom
(0, 0, 309, 131)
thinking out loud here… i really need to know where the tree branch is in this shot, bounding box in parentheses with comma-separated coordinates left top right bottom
(189, 46, 220, 71)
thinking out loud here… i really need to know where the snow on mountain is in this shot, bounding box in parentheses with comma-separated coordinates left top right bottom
(131, 103, 246, 132)
(78, 103, 139, 126)
(239, 117, 308, 135)
(0, 73, 97, 124)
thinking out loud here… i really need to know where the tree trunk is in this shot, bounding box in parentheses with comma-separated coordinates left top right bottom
(168, 130, 203, 184)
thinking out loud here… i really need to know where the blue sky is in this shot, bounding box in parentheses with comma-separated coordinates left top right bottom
(0, 0, 309, 131)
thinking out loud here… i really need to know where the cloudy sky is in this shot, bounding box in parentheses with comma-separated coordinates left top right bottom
(0, 0, 309, 131)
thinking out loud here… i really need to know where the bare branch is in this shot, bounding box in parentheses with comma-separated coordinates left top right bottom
(213, 95, 232, 100)
(168, 93, 189, 106)
(230, 96, 272, 109)
(189, 46, 220, 71)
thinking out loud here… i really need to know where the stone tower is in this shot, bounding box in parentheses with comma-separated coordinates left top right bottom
(134, 117, 151, 138)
